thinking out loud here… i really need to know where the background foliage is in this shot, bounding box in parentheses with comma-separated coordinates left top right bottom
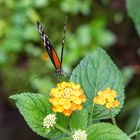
(0, 0, 140, 140)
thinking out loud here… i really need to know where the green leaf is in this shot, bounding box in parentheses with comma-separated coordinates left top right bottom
(59, 138, 71, 140)
(60, 0, 91, 15)
(126, 0, 140, 37)
(70, 48, 125, 120)
(86, 123, 130, 140)
(69, 109, 88, 130)
(96, 30, 116, 47)
(50, 134, 70, 140)
(121, 66, 134, 85)
(34, 0, 49, 8)
(76, 25, 91, 46)
(47, 113, 69, 138)
(23, 25, 39, 41)
(136, 118, 140, 139)
(60, 0, 80, 14)
(10, 93, 69, 138)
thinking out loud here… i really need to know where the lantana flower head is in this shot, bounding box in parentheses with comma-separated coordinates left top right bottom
(93, 87, 120, 109)
(72, 130, 87, 140)
(43, 113, 56, 129)
(49, 82, 86, 116)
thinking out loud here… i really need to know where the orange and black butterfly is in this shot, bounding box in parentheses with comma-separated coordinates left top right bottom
(36, 19, 67, 75)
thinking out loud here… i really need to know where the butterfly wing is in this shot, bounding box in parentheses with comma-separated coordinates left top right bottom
(36, 21, 61, 70)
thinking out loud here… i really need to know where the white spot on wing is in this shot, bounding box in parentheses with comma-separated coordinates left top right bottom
(47, 41, 49, 44)
(43, 34, 46, 46)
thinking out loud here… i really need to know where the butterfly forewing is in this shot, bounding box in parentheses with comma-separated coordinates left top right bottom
(36, 21, 62, 71)
(51, 47, 61, 69)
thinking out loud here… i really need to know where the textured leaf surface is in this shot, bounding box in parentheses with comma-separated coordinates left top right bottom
(59, 138, 71, 140)
(70, 48, 125, 120)
(126, 0, 140, 37)
(50, 134, 69, 140)
(86, 123, 130, 140)
(69, 109, 88, 130)
(10, 93, 69, 138)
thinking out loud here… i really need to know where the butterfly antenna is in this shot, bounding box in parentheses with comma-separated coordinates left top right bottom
(61, 16, 67, 66)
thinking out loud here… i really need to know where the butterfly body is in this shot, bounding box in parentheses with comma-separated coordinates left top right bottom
(36, 21, 66, 75)
(56, 67, 64, 75)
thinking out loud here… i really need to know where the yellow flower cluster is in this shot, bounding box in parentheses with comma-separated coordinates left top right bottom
(93, 87, 120, 109)
(49, 82, 86, 116)
(41, 52, 48, 61)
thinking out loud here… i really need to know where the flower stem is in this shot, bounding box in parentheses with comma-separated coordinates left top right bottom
(129, 130, 140, 138)
(88, 103, 94, 125)
(55, 123, 70, 135)
(109, 110, 117, 126)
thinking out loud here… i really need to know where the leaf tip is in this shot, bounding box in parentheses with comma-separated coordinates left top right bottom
(9, 94, 18, 101)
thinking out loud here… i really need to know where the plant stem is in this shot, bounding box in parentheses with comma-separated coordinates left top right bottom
(88, 84, 97, 125)
(129, 130, 140, 138)
(109, 109, 117, 126)
(55, 123, 70, 135)
(88, 103, 94, 125)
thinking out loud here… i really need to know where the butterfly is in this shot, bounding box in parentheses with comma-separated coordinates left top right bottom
(36, 19, 67, 75)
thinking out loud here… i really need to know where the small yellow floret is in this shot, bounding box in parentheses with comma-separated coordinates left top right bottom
(98, 97, 106, 105)
(98, 91, 104, 97)
(93, 96, 106, 105)
(105, 102, 113, 109)
(107, 97, 114, 103)
(113, 100, 120, 107)
(53, 105, 64, 112)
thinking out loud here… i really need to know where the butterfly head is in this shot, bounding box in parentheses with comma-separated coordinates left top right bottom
(56, 68, 64, 75)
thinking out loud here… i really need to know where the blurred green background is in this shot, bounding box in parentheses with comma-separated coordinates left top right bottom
(0, 0, 140, 140)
